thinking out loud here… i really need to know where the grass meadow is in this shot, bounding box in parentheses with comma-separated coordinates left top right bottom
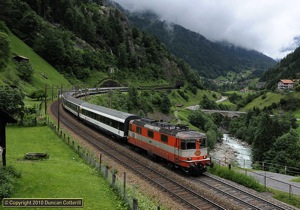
(4, 126, 127, 210)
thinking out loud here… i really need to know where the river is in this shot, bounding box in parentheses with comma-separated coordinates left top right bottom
(210, 134, 252, 168)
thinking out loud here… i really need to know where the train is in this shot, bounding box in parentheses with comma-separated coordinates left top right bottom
(62, 88, 213, 175)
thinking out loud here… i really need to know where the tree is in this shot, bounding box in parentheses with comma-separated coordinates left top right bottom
(28, 89, 46, 101)
(127, 86, 139, 112)
(200, 95, 219, 110)
(189, 110, 209, 130)
(0, 86, 24, 118)
(0, 32, 10, 70)
(265, 129, 300, 174)
(160, 93, 171, 114)
(34, 28, 67, 68)
(117, 43, 128, 67)
(17, 62, 34, 82)
(206, 129, 218, 149)
(19, 10, 42, 46)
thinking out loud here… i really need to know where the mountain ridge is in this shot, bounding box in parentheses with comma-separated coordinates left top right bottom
(125, 11, 277, 79)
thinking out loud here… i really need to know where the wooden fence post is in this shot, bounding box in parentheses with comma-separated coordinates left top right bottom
(123, 172, 126, 198)
(133, 198, 138, 210)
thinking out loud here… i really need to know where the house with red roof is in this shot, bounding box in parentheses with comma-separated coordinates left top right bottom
(277, 79, 294, 90)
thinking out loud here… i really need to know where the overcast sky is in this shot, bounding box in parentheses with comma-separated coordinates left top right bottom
(113, 0, 300, 60)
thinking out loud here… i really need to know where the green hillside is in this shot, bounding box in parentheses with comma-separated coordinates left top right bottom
(1, 30, 70, 94)
(241, 92, 284, 111)
(0, 0, 200, 90)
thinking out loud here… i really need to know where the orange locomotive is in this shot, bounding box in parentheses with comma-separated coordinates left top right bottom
(128, 118, 213, 175)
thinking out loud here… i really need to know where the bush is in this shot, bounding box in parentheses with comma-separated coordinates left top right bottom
(0, 166, 21, 201)
(17, 62, 34, 82)
(28, 89, 46, 100)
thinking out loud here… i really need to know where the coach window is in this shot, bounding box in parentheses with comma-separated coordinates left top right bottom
(148, 130, 154, 138)
(119, 122, 124, 131)
(112, 121, 117, 129)
(100, 115, 104, 123)
(161, 134, 168, 143)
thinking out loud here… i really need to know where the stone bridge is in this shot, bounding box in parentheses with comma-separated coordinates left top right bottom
(201, 109, 247, 117)
(186, 105, 246, 117)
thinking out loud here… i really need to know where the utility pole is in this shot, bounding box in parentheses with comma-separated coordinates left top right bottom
(44, 84, 47, 115)
(57, 85, 61, 132)
(52, 84, 54, 102)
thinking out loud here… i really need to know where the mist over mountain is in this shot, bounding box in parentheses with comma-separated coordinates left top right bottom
(125, 11, 277, 78)
(113, 0, 300, 60)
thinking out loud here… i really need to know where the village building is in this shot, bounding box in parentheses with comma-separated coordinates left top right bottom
(277, 79, 294, 90)
(13, 55, 29, 62)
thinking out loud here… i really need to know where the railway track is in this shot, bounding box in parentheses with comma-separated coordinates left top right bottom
(50, 101, 224, 210)
(188, 173, 291, 210)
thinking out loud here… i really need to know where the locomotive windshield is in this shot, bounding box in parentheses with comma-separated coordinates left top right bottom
(180, 138, 207, 150)
(181, 139, 196, 150)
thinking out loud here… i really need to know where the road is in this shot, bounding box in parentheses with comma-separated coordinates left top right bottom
(239, 170, 300, 196)
(216, 96, 228, 103)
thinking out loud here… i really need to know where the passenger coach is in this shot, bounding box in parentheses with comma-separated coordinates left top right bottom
(62, 92, 139, 139)
(79, 102, 139, 139)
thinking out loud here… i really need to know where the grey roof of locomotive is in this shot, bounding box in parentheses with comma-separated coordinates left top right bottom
(131, 118, 206, 138)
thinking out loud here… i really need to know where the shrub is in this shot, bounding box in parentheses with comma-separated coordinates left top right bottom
(28, 89, 46, 100)
(0, 166, 21, 201)
(17, 62, 34, 82)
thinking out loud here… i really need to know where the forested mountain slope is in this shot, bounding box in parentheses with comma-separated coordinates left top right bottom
(0, 25, 70, 93)
(260, 46, 300, 89)
(0, 0, 201, 88)
(126, 12, 277, 78)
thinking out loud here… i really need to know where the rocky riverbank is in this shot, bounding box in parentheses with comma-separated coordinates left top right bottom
(210, 134, 252, 168)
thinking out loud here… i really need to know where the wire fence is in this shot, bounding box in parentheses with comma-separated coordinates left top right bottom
(212, 157, 300, 197)
(212, 155, 300, 176)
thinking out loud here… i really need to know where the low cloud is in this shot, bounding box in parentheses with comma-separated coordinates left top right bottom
(113, 0, 300, 59)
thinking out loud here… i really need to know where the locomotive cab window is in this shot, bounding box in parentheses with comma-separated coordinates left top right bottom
(136, 126, 142, 134)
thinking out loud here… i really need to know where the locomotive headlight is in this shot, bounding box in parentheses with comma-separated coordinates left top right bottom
(187, 157, 192, 161)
